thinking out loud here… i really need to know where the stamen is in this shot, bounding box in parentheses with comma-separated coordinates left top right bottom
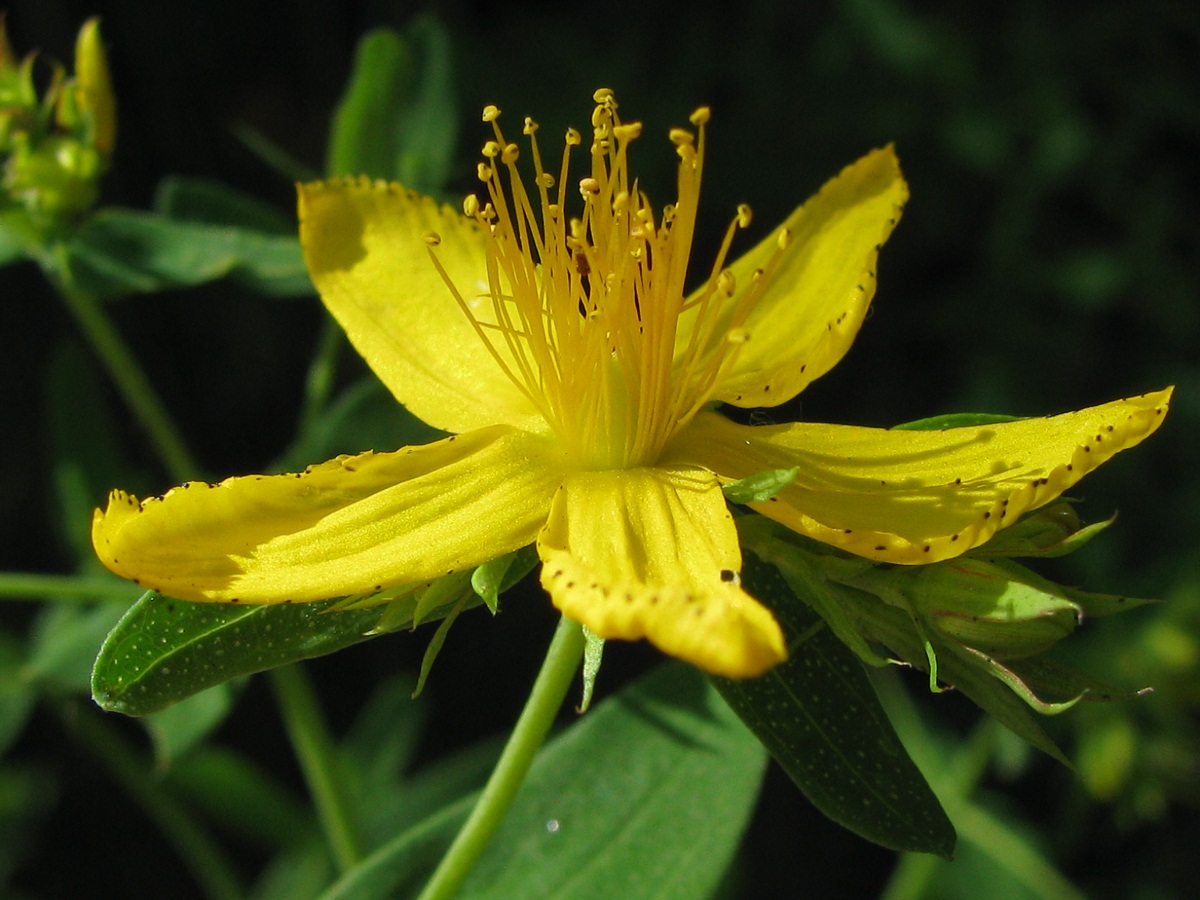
(433, 92, 775, 469)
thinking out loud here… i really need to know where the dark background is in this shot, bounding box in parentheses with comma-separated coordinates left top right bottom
(2, 1, 1197, 897)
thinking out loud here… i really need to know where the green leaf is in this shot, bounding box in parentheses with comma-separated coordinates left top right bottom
(969, 502, 1114, 559)
(278, 377, 445, 473)
(470, 545, 539, 614)
(327, 29, 409, 180)
(145, 683, 237, 766)
(891, 412, 1024, 431)
(714, 553, 957, 858)
(0, 632, 35, 756)
(1005, 655, 1146, 703)
(327, 18, 457, 193)
(92, 592, 400, 715)
(721, 466, 799, 504)
(25, 601, 129, 692)
(737, 515, 887, 668)
(154, 176, 294, 233)
(324, 663, 766, 900)
(67, 207, 311, 299)
(166, 744, 315, 849)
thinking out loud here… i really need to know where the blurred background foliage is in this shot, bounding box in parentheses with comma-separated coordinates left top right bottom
(0, 0, 1196, 897)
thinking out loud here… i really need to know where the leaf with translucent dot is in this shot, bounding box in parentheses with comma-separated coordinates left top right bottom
(713, 553, 956, 858)
(91, 590, 461, 716)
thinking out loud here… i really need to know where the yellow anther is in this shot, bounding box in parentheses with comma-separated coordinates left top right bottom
(482, 141, 501, 158)
(501, 142, 520, 164)
(689, 106, 711, 126)
(482, 104, 501, 122)
(591, 105, 610, 128)
(523, 116, 538, 134)
(718, 270, 737, 296)
(537, 172, 556, 188)
(463, 194, 480, 217)
(579, 177, 601, 195)
(726, 327, 751, 344)
(422, 231, 442, 246)
(476, 162, 491, 182)
(613, 190, 630, 211)
(547, 203, 560, 219)
(668, 127, 694, 146)
(565, 127, 582, 146)
(593, 87, 616, 104)
(737, 204, 753, 228)
(777, 227, 793, 250)
(613, 122, 642, 142)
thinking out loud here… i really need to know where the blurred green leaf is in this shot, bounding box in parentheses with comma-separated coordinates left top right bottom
(714, 553, 957, 858)
(0, 634, 35, 756)
(891, 412, 1024, 431)
(876, 676, 1086, 900)
(166, 744, 315, 850)
(25, 601, 128, 692)
(46, 341, 133, 564)
(279, 377, 445, 472)
(145, 683, 237, 766)
(153, 176, 294, 233)
(327, 17, 457, 192)
(67, 207, 311, 299)
(463, 663, 766, 900)
(325, 662, 766, 900)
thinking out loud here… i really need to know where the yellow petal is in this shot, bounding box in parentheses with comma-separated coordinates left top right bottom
(696, 146, 908, 408)
(537, 466, 787, 678)
(670, 389, 1172, 563)
(298, 179, 545, 435)
(93, 427, 567, 602)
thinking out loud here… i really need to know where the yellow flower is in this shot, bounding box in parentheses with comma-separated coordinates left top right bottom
(92, 90, 1171, 679)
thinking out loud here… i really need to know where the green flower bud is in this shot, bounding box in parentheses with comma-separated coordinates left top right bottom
(0, 17, 115, 236)
(69, 17, 116, 155)
(900, 558, 1080, 659)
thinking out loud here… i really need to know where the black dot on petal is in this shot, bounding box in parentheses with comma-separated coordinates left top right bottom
(720, 569, 736, 582)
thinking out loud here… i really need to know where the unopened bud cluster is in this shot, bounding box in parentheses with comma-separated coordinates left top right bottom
(0, 17, 115, 236)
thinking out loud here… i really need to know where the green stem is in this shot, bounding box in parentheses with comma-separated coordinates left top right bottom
(268, 664, 363, 873)
(417, 615, 585, 900)
(0, 572, 140, 603)
(46, 243, 201, 483)
(64, 704, 244, 900)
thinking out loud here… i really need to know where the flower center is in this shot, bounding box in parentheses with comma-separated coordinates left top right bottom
(426, 89, 782, 470)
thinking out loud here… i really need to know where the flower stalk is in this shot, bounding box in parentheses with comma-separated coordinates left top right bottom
(417, 615, 585, 900)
